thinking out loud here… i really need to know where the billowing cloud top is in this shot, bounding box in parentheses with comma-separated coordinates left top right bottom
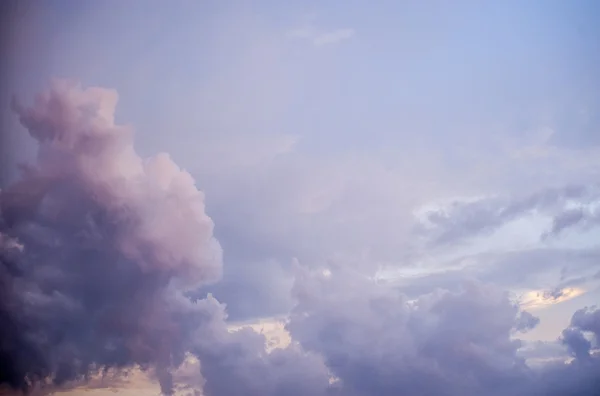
(0, 81, 226, 393)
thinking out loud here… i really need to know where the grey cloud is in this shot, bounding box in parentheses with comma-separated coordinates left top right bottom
(166, 294, 333, 396)
(562, 328, 592, 360)
(288, 268, 536, 396)
(546, 207, 600, 238)
(288, 267, 600, 396)
(548, 208, 587, 235)
(0, 80, 223, 394)
(562, 306, 600, 360)
(555, 269, 600, 290)
(571, 306, 600, 339)
(418, 184, 600, 248)
(0, 81, 332, 396)
(193, 328, 332, 396)
(516, 311, 541, 333)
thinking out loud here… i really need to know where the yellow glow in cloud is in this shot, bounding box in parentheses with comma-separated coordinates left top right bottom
(46, 319, 291, 395)
(520, 287, 586, 310)
(228, 317, 291, 351)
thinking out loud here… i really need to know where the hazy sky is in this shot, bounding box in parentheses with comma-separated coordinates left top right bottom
(2, 1, 600, 395)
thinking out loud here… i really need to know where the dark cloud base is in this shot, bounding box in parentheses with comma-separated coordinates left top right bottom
(1, 81, 599, 396)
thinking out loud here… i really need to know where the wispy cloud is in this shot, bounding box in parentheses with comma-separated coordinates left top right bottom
(287, 26, 355, 47)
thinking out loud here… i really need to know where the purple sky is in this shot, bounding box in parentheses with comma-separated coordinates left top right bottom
(1, 1, 600, 395)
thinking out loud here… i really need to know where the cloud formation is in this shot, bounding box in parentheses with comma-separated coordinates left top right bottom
(2, 81, 600, 396)
(0, 81, 330, 396)
(415, 184, 600, 248)
(0, 80, 223, 394)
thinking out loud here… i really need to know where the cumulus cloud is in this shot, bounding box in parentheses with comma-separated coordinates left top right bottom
(0, 80, 222, 394)
(3, 81, 600, 396)
(287, 266, 600, 396)
(288, 267, 536, 396)
(562, 306, 600, 359)
(0, 81, 330, 396)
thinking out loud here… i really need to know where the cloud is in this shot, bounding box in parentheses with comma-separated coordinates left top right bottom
(562, 306, 600, 360)
(517, 340, 571, 367)
(287, 266, 600, 396)
(5, 2, 600, 394)
(386, 246, 600, 302)
(545, 205, 600, 238)
(414, 183, 600, 249)
(289, 268, 533, 395)
(44, 4, 599, 333)
(4, 81, 600, 396)
(0, 80, 222, 394)
(198, 156, 600, 322)
(193, 152, 446, 320)
(287, 26, 355, 47)
(520, 288, 586, 310)
(0, 81, 332, 396)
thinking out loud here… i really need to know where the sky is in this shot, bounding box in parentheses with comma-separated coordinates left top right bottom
(1, 1, 600, 395)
